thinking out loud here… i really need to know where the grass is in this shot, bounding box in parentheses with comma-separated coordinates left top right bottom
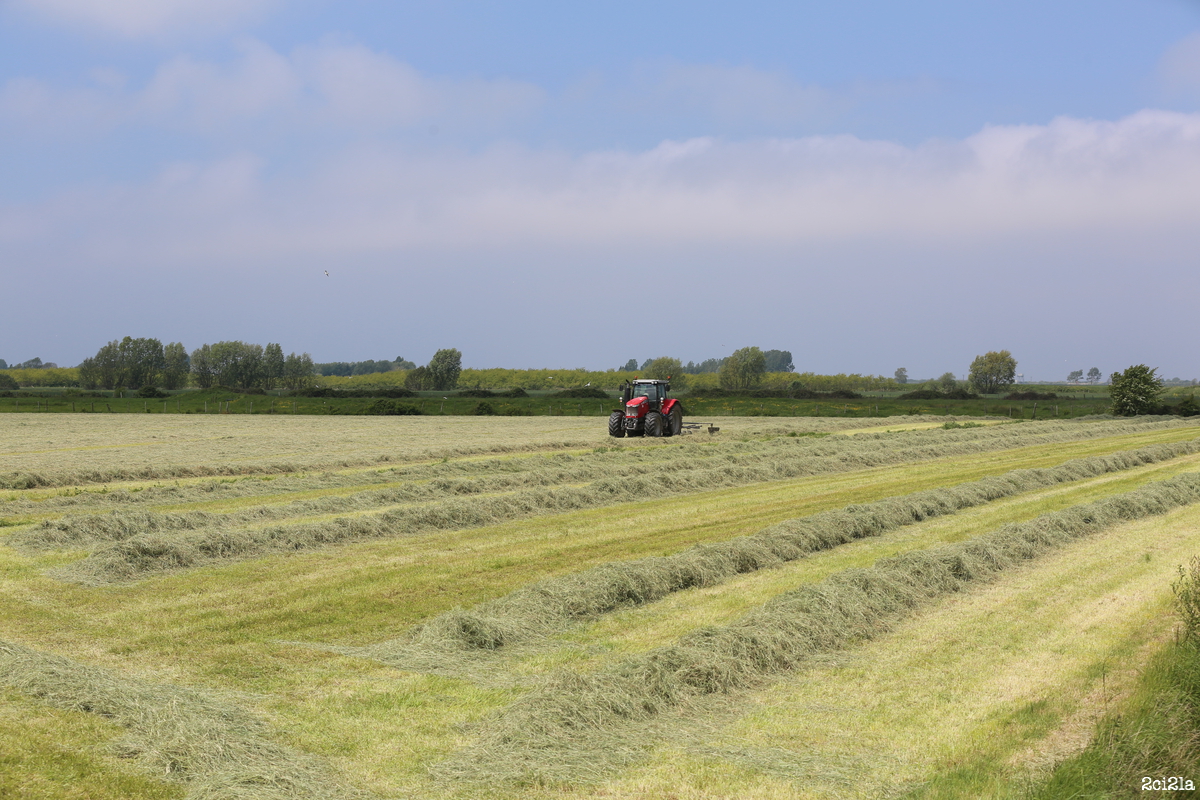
(10, 417, 1196, 584)
(437, 473, 1200, 787)
(1023, 557, 1200, 800)
(0, 688, 184, 800)
(4, 415, 1200, 798)
(366, 438, 1200, 662)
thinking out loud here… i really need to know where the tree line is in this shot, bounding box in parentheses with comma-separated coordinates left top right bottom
(620, 349, 793, 375)
(77, 338, 317, 391)
(73, 338, 464, 393)
(314, 357, 416, 377)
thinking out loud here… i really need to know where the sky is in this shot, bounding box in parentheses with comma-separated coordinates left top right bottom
(2, 1, 1199, 380)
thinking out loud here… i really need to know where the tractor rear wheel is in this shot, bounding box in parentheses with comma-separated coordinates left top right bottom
(667, 407, 682, 436)
(644, 411, 663, 437)
(608, 411, 626, 438)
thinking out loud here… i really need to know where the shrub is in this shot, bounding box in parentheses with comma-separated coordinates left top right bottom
(135, 386, 169, 399)
(552, 387, 609, 399)
(898, 388, 979, 400)
(1174, 395, 1200, 417)
(472, 402, 497, 415)
(689, 387, 863, 400)
(296, 387, 415, 399)
(363, 399, 422, 416)
(0, 373, 18, 391)
(1175, 558, 1200, 643)
(499, 388, 529, 398)
(1110, 365, 1165, 416)
(1005, 391, 1057, 401)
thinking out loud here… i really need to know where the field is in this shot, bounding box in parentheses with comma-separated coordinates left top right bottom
(3, 413, 1200, 798)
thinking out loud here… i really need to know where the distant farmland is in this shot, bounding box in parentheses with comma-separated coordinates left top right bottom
(0, 384, 1119, 419)
(3, 414, 1200, 798)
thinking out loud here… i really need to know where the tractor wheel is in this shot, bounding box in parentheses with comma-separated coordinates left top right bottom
(608, 411, 626, 438)
(667, 407, 682, 436)
(644, 411, 663, 437)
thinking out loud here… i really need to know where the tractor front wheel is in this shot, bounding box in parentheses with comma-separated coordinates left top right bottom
(608, 411, 626, 438)
(667, 407, 682, 436)
(644, 411, 663, 437)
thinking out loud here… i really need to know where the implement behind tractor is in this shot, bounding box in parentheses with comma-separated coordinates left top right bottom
(609, 379, 683, 437)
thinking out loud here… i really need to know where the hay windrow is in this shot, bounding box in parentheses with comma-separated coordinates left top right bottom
(0, 640, 359, 800)
(46, 420, 1200, 584)
(355, 438, 1200, 663)
(438, 472, 1200, 785)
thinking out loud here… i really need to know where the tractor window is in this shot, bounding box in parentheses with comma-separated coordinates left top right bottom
(633, 384, 659, 401)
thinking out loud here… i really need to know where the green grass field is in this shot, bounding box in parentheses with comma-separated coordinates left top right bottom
(3, 414, 1200, 798)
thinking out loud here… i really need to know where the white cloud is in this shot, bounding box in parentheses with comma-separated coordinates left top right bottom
(8, 0, 280, 38)
(0, 39, 543, 136)
(7, 109, 1199, 264)
(297, 42, 544, 130)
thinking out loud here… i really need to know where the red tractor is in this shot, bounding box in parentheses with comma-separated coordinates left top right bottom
(609, 379, 683, 437)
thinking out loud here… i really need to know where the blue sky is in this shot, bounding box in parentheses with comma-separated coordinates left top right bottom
(2, 1, 1199, 380)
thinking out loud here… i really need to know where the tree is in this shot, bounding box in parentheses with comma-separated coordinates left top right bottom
(281, 352, 313, 390)
(208, 341, 264, 389)
(0, 359, 7, 369)
(762, 349, 794, 373)
(644, 356, 686, 388)
(1087, 367, 1102, 384)
(1067, 369, 1084, 383)
(684, 357, 725, 374)
(720, 346, 767, 390)
(282, 352, 315, 390)
(0, 372, 18, 390)
(937, 372, 958, 393)
(894, 367, 908, 385)
(162, 342, 190, 389)
(93, 341, 124, 389)
(968, 350, 1017, 394)
(404, 366, 430, 390)
(119, 337, 165, 389)
(426, 348, 462, 390)
(1109, 364, 1164, 416)
(191, 344, 216, 389)
(77, 357, 100, 389)
(263, 343, 284, 390)
(621, 359, 638, 372)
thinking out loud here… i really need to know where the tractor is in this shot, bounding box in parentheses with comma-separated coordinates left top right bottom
(609, 379, 683, 437)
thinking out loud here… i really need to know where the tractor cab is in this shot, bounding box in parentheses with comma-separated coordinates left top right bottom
(625, 379, 669, 406)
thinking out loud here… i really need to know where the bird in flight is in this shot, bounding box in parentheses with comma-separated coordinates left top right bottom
(324, 270, 329, 277)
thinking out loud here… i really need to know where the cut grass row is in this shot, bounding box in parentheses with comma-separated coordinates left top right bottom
(596, 504, 1200, 800)
(367, 438, 1200, 662)
(2, 414, 968, 490)
(440, 472, 1200, 787)
(15, 419, 1198, 584)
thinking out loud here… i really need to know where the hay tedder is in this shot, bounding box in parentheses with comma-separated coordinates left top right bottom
(609, 379, 685, 437)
